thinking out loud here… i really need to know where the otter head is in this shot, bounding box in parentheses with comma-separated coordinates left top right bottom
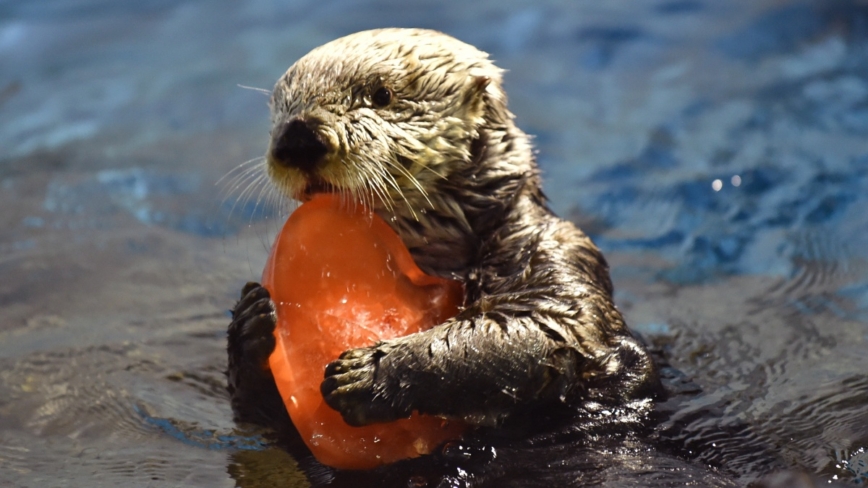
(266, 28, 508, 216)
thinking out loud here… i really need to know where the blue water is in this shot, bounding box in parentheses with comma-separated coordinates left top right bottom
(1, 1, 866, 486)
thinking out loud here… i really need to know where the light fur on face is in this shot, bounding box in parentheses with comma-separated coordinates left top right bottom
(267, 28, 506, 218)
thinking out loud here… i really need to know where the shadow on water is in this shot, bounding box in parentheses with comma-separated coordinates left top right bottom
(1, 0, 867, 486)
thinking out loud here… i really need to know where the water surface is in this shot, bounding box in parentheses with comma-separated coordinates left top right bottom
(1, 0, 867, 486)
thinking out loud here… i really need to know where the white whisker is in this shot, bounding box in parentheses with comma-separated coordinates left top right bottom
(249, 173, 276, 225)
(383, 158, 430, 216)
(216, 158, 271, 223)
(237, 84, 272, 96)
(214, 156, 265, 192)
(419, 164, 448, 181)
(228, 171, 266, 222)
(216, 156, 267, 186)
(365, 166, 392, 213)
(221, 164, 265, 201)
(372, 164, 399, 212)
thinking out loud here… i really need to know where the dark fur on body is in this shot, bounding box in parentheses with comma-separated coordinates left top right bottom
(228, 28, 660, 435)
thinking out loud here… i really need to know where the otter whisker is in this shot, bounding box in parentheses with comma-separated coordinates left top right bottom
(359, 169, 379, 213)
(278, 176, 298, 217)
(382, 157, 431, 214)
(226, 170, 268, 222)
(237, 84, 272, 96)
(366, 167, 395, 214)
(263, 178, 281, 222)
(252, 173, 290, 254)
(270, 171, 299, 221)
(352, 162, 381, 213)
(418, 163, 448, 181)
(243, 172, 274, 222)
(338, 166, 359, 211)
(224, 167, 266, 218)
(216, 158, 268, 213)
(336, 181, 356, 214)
(215, 155, 267, 187)
(359, 161, 393, 208)
(220, 161, 267, 201)
(384, 155, 430, 198)
(348, 166, 367, 209)
(373, 163, 413, 217)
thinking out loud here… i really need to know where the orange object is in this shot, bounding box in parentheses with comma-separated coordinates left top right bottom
(263, 194, 466, 470)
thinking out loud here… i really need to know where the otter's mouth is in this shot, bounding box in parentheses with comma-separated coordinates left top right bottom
(300, 176, 336, 201)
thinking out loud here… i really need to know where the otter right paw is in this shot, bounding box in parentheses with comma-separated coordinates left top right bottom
(321, 342, 411, 426)
(226, 282, 284, 426)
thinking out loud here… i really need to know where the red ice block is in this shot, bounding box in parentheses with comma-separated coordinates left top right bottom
(263, 194, 465, 470)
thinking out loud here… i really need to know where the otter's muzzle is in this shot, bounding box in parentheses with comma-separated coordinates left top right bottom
(270, 118, 329, 173)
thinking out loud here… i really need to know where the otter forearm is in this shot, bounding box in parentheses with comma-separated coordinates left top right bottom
(321, 200, 659, 426)
(322, 310, 581, 426)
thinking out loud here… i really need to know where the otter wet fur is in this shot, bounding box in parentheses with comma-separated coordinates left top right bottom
(227, 27, 662, 465)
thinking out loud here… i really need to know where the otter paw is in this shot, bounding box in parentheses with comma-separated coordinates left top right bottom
(228, 282, 277, 365)
(227, 282, 292, 429)
(227, 282, 278, 409)
(321, 344, 407, 426)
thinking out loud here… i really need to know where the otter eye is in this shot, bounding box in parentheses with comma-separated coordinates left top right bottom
(372, 86, 393, 107)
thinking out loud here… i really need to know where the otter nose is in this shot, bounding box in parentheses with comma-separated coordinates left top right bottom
(270, 118, 329, 173)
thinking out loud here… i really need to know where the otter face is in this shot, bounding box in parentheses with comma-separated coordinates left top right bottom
(266, 28, 504, 216)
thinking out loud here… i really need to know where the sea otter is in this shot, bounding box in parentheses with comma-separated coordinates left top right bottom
(226, 26, 660, 457)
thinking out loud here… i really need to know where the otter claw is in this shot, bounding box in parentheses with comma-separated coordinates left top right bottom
(234, 282, 272, 317)
(338, 347, 371, 361)
(324, 353, 372, 376)
(321, 345, 406, 426)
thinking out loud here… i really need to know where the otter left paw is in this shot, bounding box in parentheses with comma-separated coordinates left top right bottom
(320, 345, 408, 426)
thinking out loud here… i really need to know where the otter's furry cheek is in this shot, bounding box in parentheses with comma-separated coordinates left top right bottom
(320, 342, 410, 426)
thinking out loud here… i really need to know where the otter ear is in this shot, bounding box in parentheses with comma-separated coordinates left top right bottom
(473, 75, 491, 92)
(463, 75, 493, 119)
(468, 72, 504, 103)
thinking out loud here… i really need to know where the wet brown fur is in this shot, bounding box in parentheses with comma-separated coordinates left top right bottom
(228, 28, 660, 430)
